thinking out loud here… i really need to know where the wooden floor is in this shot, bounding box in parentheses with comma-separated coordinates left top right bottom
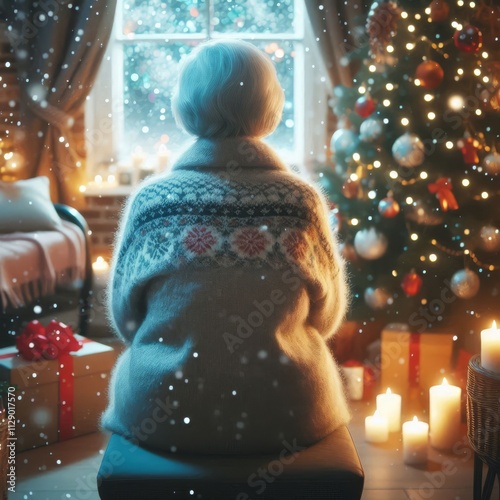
(11, 398, 497, 500)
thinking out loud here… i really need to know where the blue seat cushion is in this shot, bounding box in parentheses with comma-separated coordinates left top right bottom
(97, 425, 364, 499)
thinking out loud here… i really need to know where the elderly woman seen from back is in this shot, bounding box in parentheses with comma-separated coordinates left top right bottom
(101, 39, 350, 454)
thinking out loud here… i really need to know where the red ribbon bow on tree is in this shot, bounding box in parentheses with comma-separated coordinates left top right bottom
(16, 320, 83, 361)
(427, 177, 459, 211)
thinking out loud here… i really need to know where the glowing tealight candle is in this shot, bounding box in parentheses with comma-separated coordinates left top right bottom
(481, 321, 500, 374)
(92, 256, 110, 285)
(365, 410, 389, 443)
(429, 378, 461, 450)
(402, 416, 429, 465)
(376, 388, 402, 432)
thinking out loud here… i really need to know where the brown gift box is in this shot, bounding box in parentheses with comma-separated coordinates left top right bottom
(0, 335, 115, 451)
(380, 323, 455, 408)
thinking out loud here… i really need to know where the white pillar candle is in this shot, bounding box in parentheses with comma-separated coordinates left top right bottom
(342, 366, 364, 401)
(403, 416, 429, 465)
(365, 411, 389, 443)
(481, 320, 500, 374)
(376, 387, 402, 432)
(157, 144, 171, 171)
(429, 377, 461, 450)
(92, 256, 110, 286)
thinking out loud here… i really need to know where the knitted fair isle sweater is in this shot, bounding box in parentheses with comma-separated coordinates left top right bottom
(101, 137, 350, 454)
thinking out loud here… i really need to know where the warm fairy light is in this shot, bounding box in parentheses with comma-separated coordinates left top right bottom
(383, 99, 391, 107)
(414, 79, 421, 87)
(406, 42, 415, 50)
(464, 228, 471, 235)
(358, 85, 367, 94)
(411, 233, 419, 241)
(457, 68, 464, 75)
(469, 1, 476, 7)
(369, 64, 377, 72)
(79, 185, 87, 193)
(420, 256, 426, 262)
(415, 13, 421, 19)
(425, 7, 431, 14)
(429, 254, 437, 262)
(474, 68, 481, 76)
(420, 171, 428, 179)
(94, 175, 103, 184)
(389, 170, 398, 179)
(401, 11, 408, 18)
(406, 196, 413, 204)
(462, 179, 470, 187)
(475, 109, 482, 116)
(387, 45, 394, 53)
(401, 117, 410, 126)
(427, 112, 436, 120)
(352, 153, 361, 162)
(448, 95, 464, 110)
(482, 51, 489, 58)
(464, 249, 470, 255)
(368, 190, 377, 199)
(107, 174, 116, 184)
(408, 24, 415, 32)
(392, 270, 398, 277)
(386, 83, 394, 91)
(350, 172, 359, 181)
(483, 76, 490, 83)
(452, 22, 463, 30)
(481, 192, 489, 199)
(424, 94, 434, 102)
(457, 0, 464, 5)
(446, 141, 454, 149)
(374, 160, 381, 168)
(351, 218, 359, 226)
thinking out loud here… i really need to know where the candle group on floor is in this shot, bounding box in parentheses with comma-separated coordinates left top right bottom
(365, 378, 461, 465)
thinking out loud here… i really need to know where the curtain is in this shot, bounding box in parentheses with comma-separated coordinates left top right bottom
(305, 0, 370, 88)
(11, 0, 117, 206)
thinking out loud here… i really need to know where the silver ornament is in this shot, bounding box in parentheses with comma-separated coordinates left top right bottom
(330, 128, 359, 155)
(392, 132, 425, 167)
(479, 225, 500, 252)
(450, 269, 480, 299)
(364, 287, 392, 310)
(359, 118, 383, 142)
(483, 152, 500, 175)
(354, 227, 388, 260)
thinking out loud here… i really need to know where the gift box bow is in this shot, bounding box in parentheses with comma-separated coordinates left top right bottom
(15, 320, 83, 361)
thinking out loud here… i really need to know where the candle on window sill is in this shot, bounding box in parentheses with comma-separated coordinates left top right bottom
(131, 146, 146, 168)
(365, 410, 389, 443)
(92, 256, 110, 286)
(429, 377, 461, 450)
(157, 144, 171, 172)
(481, 320, 500, 374)
(376, 387, 402, 432)
(402, 416, 428, 465)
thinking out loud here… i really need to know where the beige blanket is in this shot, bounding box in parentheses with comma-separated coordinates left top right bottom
(0, 221, 86, 310)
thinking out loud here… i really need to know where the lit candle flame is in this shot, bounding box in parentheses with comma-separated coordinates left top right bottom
(442, 377, 449, 386)
(493, 320, 497, 329)
(386, 387, 392, 395)
(413, 416, 419, 423)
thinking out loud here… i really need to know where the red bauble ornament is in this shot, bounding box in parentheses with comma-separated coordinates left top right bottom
(428, 0, 450, 22)
(342, 178, 360, 199)
(401, 271, 423, 297)
(378, 197, 400, 218)
(354, 95, 375, 118)
(415, 60, 444, 89)
(454, 25, 483, 53)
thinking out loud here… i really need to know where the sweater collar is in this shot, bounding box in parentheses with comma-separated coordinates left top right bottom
(172, 137, 289, 172)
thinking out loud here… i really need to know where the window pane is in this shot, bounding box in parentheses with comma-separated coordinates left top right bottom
(122, 41, 294, 159)
(122, 42, 193, 157)
(122, 0, 207, 35)
(212, 0, 296, 34)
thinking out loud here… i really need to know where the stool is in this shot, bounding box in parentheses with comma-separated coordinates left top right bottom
(97, 426, 364, 500)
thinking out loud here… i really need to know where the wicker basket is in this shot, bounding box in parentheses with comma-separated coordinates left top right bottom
(466, 355, 500, 467)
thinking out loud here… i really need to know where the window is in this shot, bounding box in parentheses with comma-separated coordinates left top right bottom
(87, 0, 328, 176)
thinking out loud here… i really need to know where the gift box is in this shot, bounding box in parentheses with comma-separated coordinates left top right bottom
(0, 335, 115, 451)
(380, 323, 455, 408)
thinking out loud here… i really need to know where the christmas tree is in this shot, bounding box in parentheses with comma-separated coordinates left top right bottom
(317, 0, 500, 337)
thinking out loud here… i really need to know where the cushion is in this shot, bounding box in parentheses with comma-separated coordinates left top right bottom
(97, 426, 364, 500)
(0, 176, 62, 233)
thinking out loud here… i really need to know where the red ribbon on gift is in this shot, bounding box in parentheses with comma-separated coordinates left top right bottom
(409, 333, 421, 387)
(15, 321, 84, 440)
(427, 177, 459, 212)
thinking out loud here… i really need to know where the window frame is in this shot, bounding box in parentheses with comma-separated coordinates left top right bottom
(86, 0, 328, 179)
